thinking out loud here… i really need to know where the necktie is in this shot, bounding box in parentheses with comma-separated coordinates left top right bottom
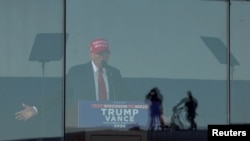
(98, 69, 107, 100)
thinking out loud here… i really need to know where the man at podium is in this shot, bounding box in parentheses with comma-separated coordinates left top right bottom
(66, 38, 128, 104)
(65, 38, 130, 128)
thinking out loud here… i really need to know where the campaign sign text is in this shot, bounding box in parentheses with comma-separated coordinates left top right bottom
(78, 100, 149, 129)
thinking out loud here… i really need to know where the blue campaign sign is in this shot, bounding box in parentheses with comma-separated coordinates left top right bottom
(78, 100, 149, 129)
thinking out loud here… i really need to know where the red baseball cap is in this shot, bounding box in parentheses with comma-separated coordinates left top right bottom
(89, 38, 110, 53)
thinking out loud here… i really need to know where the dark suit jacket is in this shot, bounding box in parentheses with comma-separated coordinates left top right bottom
(66, 61, 128, 105)
(66, 62, 129, 127)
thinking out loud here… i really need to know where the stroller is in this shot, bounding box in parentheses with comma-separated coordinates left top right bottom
(169, 106, 185, 131)
(157, 107, 184, 131)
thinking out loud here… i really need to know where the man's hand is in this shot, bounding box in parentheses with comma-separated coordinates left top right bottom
(15, 103, 37, 121)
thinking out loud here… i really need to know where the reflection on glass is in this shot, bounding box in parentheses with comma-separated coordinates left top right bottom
(65, 0, 228, 133)
(0, 0, 64, 140)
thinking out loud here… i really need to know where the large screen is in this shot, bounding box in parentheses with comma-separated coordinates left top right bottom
(1, 0, 250, 140)
(65, 0, 250, 131)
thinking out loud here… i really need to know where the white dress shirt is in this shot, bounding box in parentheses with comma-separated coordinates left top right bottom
(91, 61, 109, 101)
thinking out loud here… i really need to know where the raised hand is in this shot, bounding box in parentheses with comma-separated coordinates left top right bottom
(15, 103, 38, 121)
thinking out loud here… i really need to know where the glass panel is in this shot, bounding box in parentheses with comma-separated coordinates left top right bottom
(65, 0, 228, 135)
(0, 0, 64, 140)
(230, 1, 250, 124)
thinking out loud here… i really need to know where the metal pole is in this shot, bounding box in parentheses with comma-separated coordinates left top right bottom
(63, 0, 67, 140)
(226, 0, 231, 125)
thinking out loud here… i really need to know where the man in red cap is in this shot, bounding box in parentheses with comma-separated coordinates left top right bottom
(66, 38, 128, 104)
(89, 38, 110, 70)
(66, 38, 129, 126)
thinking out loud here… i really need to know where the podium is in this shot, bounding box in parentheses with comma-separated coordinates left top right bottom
(66, 100, 149, 130)
(65, 100, 149, 141)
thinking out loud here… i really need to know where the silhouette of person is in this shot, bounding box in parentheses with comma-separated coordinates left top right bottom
(173, 90, 198, 130)
(145, 87, 165, 131)
(185, 91, 198, 130)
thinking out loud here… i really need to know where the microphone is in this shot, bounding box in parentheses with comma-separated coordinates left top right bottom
(101, 60, 112, 76)
(101, 60, 109, 69)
